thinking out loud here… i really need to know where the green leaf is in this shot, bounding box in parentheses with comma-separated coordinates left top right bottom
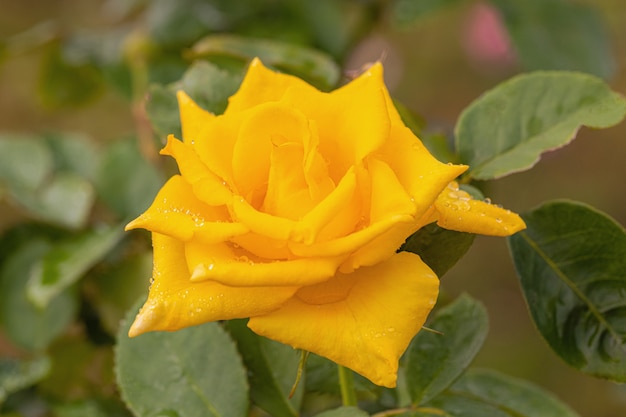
(508, 200, 626, 382)
(51, 399, 132, 417)
(449, 368, 579, 417)
(0, 357, 51, 405)
(0, 134, 54, 192)
(405, 294, 488, 405)
(391, 0, 462, 28)
(45, 132, 101, 182)
(225, 319, 302, 417)
(314, 406, 369, 417)
(490, 0, 616, 79)
(455, 71, 626, 180)
(0, 239, 78, 352)
(38, 42, 103, 108)
(115, 302, 249, 417)
(13, 172, 95, 229)
(425, 393, 510, 417)
(145, 60, 242, 140)
(400, 223, 475, 277)
(89, 253, 151, 335)
(27, 225, 124, 309)
(95, 137, 164, 219)
(188, 34, 341, 90)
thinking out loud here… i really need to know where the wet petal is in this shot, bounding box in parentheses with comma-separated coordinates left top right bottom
(128, 233, 298, 337)
(434, 182, 526, 236)
(184, 235, 344, 287)
(248, 251, 439, 388)
(125, 176, 247, 244)
(376, 125, 467, 217)
(160, 135, 232, 205)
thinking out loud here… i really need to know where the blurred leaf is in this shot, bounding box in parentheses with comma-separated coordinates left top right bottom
(420, 133, 458, 165)
(0, 134, 54, 192)
(400, 223, 475, 277)
(225, 319, 302, 417)
(508, 200, 626, 382)
(425, 393, 510, 417)
(0, 134, 97, 229)
(13, 172, 95, 230)
(45, 133, 101, 183)
(38, 42, 103, 108)
(88, 253, 151, 335)
(146, 60, 242, 139)
(27, 225, 123, 309)
(52, 399, 132, 417)
(0, 357, 51, 405)
(189, 34, 340, 90)
(449, 368, 579, 416)
(145, 0, 228, 48)
(95, 137, 164, 219)
(405, 294, 488, 405)
(39, 335, 117, 401)
(304, 353, 378, 398)
(455, 72, 626, 180)
(314, 407, 369, 417)
(116, 302, 249, 417)
(392, 0, 463, 28)
(0, 239, 78, 352)
(490, 0, 616, 79)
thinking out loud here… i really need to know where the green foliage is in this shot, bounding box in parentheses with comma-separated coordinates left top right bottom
(489, 0, 616, 79)
(391, 0, 463, 28)
(26, 225, 123, 308)
(95, 137, 164, 219)
(405, 294, 488, 406)
(508, 201, 626, 382)
(188, 34, 341, 90)
(400, 224, 475, 277)
(0, 239, 78, 352)
(0, 357, 51, 405)
(116, 302, 249, 417)
(225, 319, 303, 417)
(449, 368, 579, 417)
(314, 406, 369, 417)
(456, 71, 626, 180)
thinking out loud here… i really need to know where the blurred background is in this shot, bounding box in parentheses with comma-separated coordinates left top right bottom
(1, 0, 625, 416)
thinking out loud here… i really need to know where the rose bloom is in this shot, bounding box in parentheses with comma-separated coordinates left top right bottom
(126, 58, 525, 387)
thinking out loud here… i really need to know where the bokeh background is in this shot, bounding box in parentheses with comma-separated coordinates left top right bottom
(1, 0, 625, 416)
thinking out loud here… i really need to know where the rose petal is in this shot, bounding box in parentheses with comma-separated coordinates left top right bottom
(279, 74, 391, 181)
(125, 176, 248, 244)
(128, 233, 298, 337)
(232, 103, 312, 207)
(161, 135, 232, 205)
(177, 90, 215, 145)
(184, 237, 344, 287)
(226, 58, 318, 114)
(435, 182, 526, 236)
(248, 251, 439, 388)
(376, 125, 468, 216)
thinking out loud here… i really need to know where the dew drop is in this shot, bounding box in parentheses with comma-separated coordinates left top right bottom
(496, 217, 502, 223)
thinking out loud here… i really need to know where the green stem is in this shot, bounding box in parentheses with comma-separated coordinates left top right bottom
(337, 365, 357, 407)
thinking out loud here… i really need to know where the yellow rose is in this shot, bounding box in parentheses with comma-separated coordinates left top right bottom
(126, 58, 525, 388)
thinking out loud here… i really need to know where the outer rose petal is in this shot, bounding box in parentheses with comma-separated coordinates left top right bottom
(226, 57, 318, 114)
(125, 175, 248, 244)
(435, 182, 526, 236)
(177, 90, 215, 145)
(128, 233, 298, 337)
(248, 251, 439, 388)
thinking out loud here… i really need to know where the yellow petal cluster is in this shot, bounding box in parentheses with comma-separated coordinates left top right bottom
(126, 58, 525, 388)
